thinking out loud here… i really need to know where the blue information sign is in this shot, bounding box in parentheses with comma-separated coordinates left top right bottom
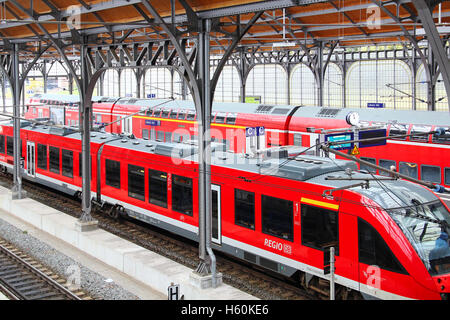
(325, 132, 354, 150)
(367, 102, 385, 108)
(246, 126, 265, 137)
(147, 93, 156, 98)
(145, 120, 160, 126)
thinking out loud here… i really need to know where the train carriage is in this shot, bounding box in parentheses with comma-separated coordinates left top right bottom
(0, 119, 449, 300)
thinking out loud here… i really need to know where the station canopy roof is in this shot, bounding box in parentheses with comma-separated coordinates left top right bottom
(0, 0, 448, 58)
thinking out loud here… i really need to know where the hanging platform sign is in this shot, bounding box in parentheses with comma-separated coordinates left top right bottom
(358, 129, 387, 148)
(367, 102, 385, 108)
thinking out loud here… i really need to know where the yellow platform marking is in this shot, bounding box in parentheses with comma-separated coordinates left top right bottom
(301, 197, 339, 210)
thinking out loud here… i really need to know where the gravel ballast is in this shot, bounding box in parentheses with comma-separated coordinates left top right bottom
(0, 217, 140, 300)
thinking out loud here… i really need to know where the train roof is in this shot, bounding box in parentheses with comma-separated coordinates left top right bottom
(292, 105, 450, 127)
(308, 170, 440, 210)
(31, 93, 110, 103)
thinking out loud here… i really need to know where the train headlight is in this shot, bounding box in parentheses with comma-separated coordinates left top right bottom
(346, 111, 360, 126)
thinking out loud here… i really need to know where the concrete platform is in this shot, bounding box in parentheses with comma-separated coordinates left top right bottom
(0, 185, 256, 300)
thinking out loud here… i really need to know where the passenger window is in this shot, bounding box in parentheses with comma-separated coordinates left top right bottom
(166, 132, 172, 142)
(105, 159, 121, 189)
(62, 149, 73, 178)
(156, 131, 164, 142)
(388, 123, 408, 140)
(161, 109, 170, 118)
(172, 175, 193, 216)
(421, 165, 441, 184)
(399, 162, 418, 179)
(6, 136, 13, 156)
(358, 218, 407, 274)
(177, 112, 186, 120)
(262, 195, 293, 242)
(169, 111, 178, 119)
(142, 129, 149, 140)
(37, 144, 47, 170)
(215, 113, 226, 124)
(148, 169, 167, 208)
(0, 135, 4, 154)
(128, 164, 145, 201)
(445, 168, 450, 185)
(360, 157, 376, 173)
(379, 159, 396, 176)
(234, 189, 255, 230)
(432, 126, 450, 144)
(186, 111, 195, 121)
(49, 146, 60, 174)
(410, 125, 431, 142)
(293, 133, 302, 146)
(301, 204, 338, 252)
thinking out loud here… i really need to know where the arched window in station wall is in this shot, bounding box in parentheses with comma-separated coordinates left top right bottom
(119, 69, 138, 98)
(173, 71, 192, 101)
(416, 64, 448, 112)
(323, 62, 343, 108)
(142, 67, 172, 99)
(290, 63, 317, 106)
(246, 64, 288, 105)
(346, 59, 412, 110)
(103, 69, 120, 97)
(45, 61, 70, 96)
(211, 65, 241, 103)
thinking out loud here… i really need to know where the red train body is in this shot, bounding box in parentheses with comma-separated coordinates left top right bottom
(25, 94, 450, 194)
(1, 119, 449, 300)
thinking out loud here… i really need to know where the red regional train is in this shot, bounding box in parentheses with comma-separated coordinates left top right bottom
(0, 118, 449, 300)
(25, 94, 450, 194)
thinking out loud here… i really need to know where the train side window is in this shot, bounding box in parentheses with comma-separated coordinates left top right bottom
(49, 146, 60, 174)
(262, 195, 293, 242)
(293, 133, 302, 146)
(128, 164, 145, 201)
(399, 162, 418, 179)
(421, 165, 441, 184)
(388, 123, 408, 140)
(186, 111, 196, 121)
(161, 109, 170, 118)
(445, 168, 450, 185)
(410, 125, 431, 142)
(156, 131, 164, 142)
(360, 157, 376, 173)
(166, 132, 172, 142)
(432, 126, 450, 144)
(37, 144, 47, 170)
(6, 136, 13, 156)
(301, 204, 338, 253)
(142, 129, 149, 140)
(148, 169, 167, 208)
(0, 135, 4, 154)
(177, 112, 186, 120)
(358, 218, 407, 274)
(234, 189, 255, 230)
(105, 159, 121, 189)
(169, 111, 178, 119)
(61, 149, 73, 178)
(379, 159, 396, 176)
(172, 175, 193, 216)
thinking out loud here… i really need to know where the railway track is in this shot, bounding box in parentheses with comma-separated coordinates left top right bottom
(0, 239, 91, 300)
(0, 173, 322, 300)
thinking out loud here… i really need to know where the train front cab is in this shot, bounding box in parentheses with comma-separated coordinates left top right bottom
(338, 191, 450, 300)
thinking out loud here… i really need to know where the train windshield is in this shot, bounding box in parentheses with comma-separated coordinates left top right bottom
(388, 201, 450, 275)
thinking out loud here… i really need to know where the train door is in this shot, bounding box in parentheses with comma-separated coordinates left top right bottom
(26, 141, 36, 177)
(211, 184, 221, 245)
(123, 116, 133, 135)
